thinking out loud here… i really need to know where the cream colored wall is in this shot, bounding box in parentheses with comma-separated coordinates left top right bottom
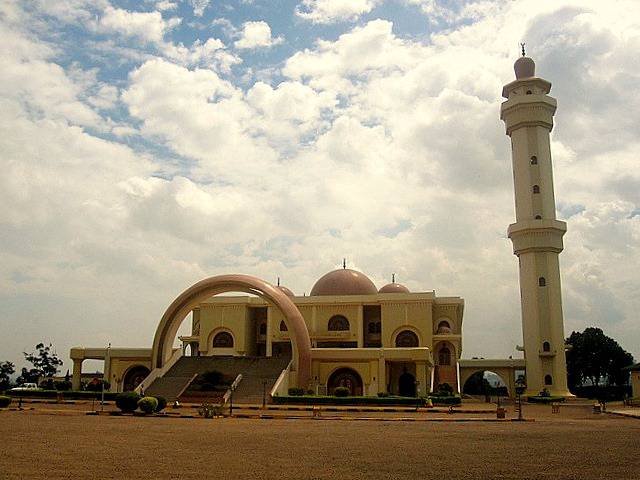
(107, 358, 151, 393)
(632, 372, 640, 398)
(198, 303, 250, 356)
(382, 301, 433, 348)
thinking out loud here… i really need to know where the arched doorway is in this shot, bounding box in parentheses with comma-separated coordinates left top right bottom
(123, 366, 150, 392)
(151, 274, 312, 389)
(398, 368, 416, 397)
(327, 368, 363, 396)
(462, 370, 509, 397)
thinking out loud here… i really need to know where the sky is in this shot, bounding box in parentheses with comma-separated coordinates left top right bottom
(1, 0, 639, 374)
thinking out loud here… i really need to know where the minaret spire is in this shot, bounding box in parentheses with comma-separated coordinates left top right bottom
(342, 258, 346, 269)
(392, 273, 395, 283)
(501, 54, 571, 397)
(520, 42, 526, 57)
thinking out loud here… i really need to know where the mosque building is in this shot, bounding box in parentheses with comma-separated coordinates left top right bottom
(70, 53, 572, 401)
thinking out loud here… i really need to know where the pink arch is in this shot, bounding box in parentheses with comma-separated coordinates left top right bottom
(151, 274, 312, 388)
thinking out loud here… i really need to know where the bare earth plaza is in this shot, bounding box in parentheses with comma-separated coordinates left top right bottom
(2, 1, 640, 480)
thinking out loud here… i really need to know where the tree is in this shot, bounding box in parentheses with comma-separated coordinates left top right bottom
(566, 328, 634, 389)
(23, 343, 64, 381)
(0, 361, 15, 390)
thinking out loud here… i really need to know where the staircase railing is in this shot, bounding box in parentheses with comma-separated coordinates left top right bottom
(135, 348, 183, 395)
(222, 374, 243, 405)
(270, 360, 292, 398)
(175, 373, 198, 401)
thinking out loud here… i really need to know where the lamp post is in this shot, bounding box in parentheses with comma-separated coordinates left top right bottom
(101, 343, 110, 413)
(262, 380, 267, 409)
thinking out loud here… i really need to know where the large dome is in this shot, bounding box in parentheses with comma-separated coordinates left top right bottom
(310, 269, 377, 296)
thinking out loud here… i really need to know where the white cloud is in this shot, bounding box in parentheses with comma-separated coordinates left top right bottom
(295, 0, 382, 24)
(190, 0, 211, 17)
(94, 5, 181, 44)
(234, 21, 283, 49)
(156, 0, 178, 11)
(2, 0, 640, 370)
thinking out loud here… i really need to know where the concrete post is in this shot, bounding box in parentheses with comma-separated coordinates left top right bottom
(72, 359, 83, 391)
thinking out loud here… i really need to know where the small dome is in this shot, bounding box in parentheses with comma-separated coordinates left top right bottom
(310, 269, 377, 296)
(514, 56, 535, 79)
(379, 283, 410, 294)
(277, 285, 295, 297)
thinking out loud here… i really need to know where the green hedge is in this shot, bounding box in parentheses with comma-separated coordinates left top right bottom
(6, 389, 119, 401)
(430, 396, 462, 406)
(0, 396, 12, 408)
(272, 395, 460, 406)
(527, 395, 566, 404)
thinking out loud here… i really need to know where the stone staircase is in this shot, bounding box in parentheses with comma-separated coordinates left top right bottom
(145, 356, 290, 404)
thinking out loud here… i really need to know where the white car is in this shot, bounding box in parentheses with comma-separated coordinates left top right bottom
(9, 383, 39, 392)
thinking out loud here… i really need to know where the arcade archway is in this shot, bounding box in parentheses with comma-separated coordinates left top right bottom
(151, 274, 312, 389)
(327, 367, 363, 396)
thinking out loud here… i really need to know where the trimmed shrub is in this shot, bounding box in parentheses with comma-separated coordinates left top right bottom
(138, 396, 158, 414)
(334, 387, 349, 397)
(273, 395, 429, 406)
(201, 370, 224, 386)
(429, 396, 461, 406)
(377, 392, 390, 397)
(198, 402, 223, 418)
(55, 380, 72, 391)
(288, 387, 304, 396)
(85, 379, 111, 392)
(155, 396, 167, 412)
(115, 392, 140, 413)
(527, 395, 565, 404)
(306, 389, 315, 395)
(0, 396, 12, 408)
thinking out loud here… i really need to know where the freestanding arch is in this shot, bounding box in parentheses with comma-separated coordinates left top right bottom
(151, 274, 312, 389)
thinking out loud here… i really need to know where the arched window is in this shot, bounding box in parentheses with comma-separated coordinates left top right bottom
(438, 347, 451, 366)
(279, 320, 288, 332)
(535, 215, 542, 219)
(526, 90, 532, 95)
(530, 156, 538, 165)
(538, 277, 546, 287)
(259, 323, 267, 335)
(544, 374, 553, 385)
(437, 320, 452, 334)
(395, 330, 419, 348)
(533, 185, 540, 194)
(328, 315, 350, 331)
(212, 332, 234, 348)
(543, 341, 551, 352)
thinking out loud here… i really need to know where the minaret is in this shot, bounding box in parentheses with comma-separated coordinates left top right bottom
(500, 51, 571, 397)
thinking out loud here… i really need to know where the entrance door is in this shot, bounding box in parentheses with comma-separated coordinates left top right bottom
(398, 370, 416, 397)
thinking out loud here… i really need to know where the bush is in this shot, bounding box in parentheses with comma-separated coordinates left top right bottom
(288, 387, 304, 396)
(0, 396, 12, 408)
(334, 387, 349, 397)
(198, 402, 223, 418)
(201, 370, 224, 386)
(272, 395, 429, 406)
(85, 379, 110, 392)
(115, 392, 140, 413)
(306, 389, 315, 395)
(539, 388, 551, 397)
(429, 395, 462, 406)
(39, 378, 55, 390)
(527, 395, 565, 404)
(377, 392, 390, 397)
(155, 396, 167, 412)
(138, 396, 158, 414)
(55, 380, 72, 391)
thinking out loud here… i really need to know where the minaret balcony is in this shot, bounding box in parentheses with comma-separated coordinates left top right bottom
(508, 219, 567, 255)
(539, 350, 557, 357)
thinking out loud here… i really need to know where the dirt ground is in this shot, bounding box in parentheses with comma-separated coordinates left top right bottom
(1, 403, 638, 480)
